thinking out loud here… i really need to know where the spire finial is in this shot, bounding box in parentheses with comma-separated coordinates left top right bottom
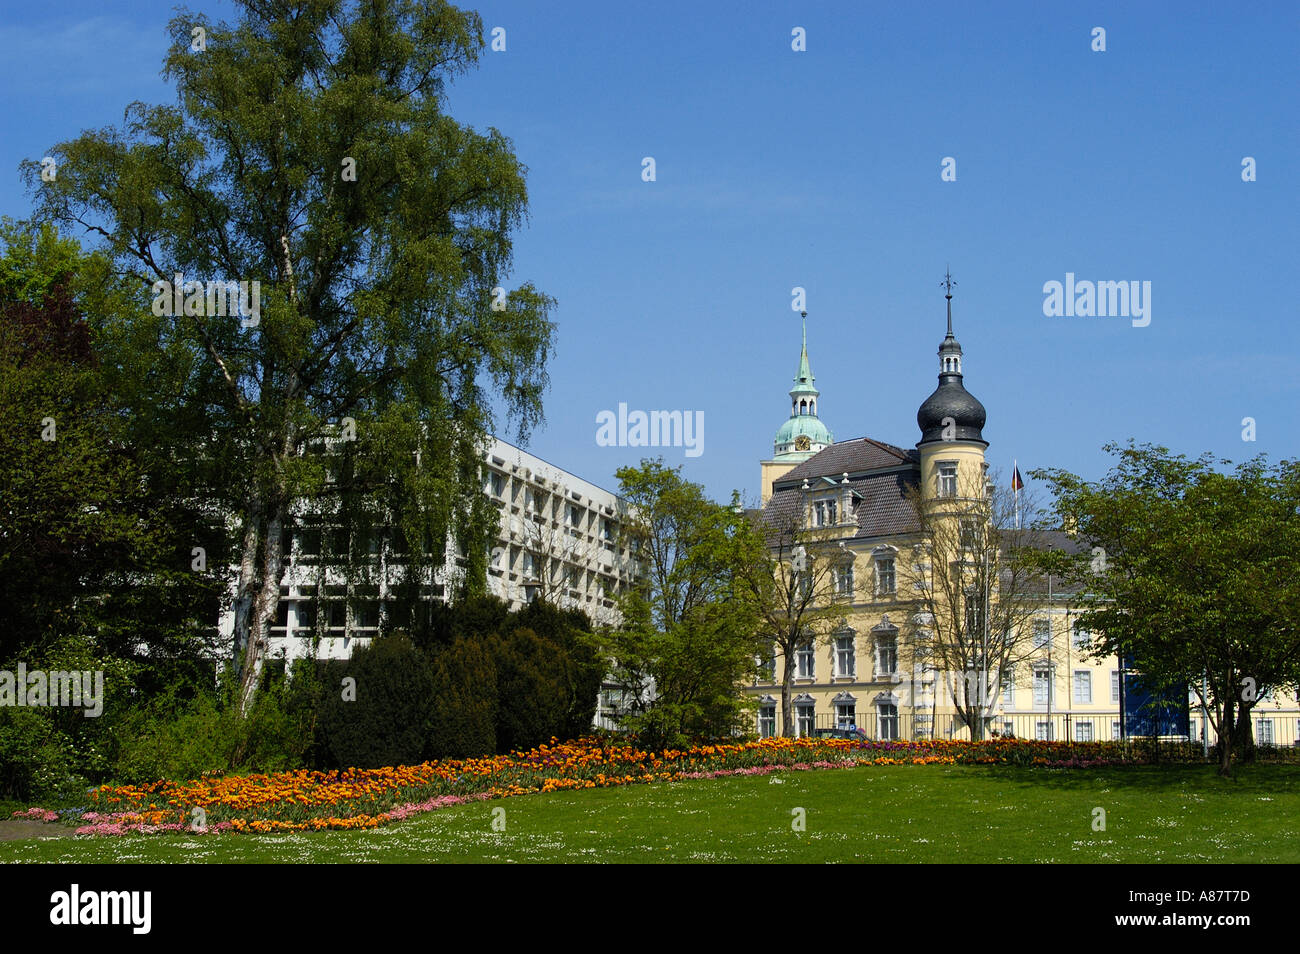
(801, 310, 807, 354)
(941, 267, 956, 336)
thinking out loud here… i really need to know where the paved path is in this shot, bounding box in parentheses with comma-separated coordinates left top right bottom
(0, 820, 73, 841)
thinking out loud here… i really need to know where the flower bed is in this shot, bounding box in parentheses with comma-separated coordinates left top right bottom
(11, 737, 1180, 836)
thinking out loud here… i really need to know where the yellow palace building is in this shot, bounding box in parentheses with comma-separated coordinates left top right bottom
(746, 281, 1300, 747)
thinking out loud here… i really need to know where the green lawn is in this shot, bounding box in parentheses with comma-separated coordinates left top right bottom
(3, 763, 1298, 863)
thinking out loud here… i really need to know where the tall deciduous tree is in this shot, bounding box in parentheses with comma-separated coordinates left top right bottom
(27, 1, 556, 712)
(1033, 442, 1300, 775)
(899, 478, 1058, 741)
(733, 504, 851, 737)
(601, 460, 761, 747)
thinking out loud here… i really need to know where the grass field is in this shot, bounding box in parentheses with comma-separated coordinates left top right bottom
(3, 763, 1297, 864)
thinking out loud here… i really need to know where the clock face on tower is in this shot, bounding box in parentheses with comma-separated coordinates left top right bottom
(795, 435, 811, 452)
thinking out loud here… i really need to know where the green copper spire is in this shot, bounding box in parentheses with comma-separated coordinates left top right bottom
(772, 310, 833, 461)
(792, 311, 817, 395)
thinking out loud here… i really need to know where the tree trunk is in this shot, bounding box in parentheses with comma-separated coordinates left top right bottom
(237, 499, 287, 716)
(230, 496, 264, 677)
(1217, 692, 1234, 777)
(1231, 702, 1256, 764)
(781, 648, 795, 737)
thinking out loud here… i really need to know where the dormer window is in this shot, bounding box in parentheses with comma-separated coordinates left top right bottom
(814, 498, 837, 527)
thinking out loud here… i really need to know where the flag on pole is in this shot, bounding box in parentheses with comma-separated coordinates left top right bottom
(1012, 460, 1023, 529)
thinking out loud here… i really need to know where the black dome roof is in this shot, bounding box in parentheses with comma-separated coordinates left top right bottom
(917, 335, 987, 446)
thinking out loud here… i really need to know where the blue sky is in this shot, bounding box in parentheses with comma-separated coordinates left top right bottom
(2, 1, 1296, 507)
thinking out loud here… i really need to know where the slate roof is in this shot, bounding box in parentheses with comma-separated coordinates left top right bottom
(764, 438, 1088, 563)
(765, 436, 923, 541)
(776, 436, 917, 482)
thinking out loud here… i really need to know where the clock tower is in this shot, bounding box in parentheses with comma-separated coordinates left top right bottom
(760, 313, 834, 503)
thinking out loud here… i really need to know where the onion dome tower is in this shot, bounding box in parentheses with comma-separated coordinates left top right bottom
(916, 271, 988, 501)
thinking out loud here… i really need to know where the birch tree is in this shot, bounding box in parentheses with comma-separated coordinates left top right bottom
(26, 1, 555, 712)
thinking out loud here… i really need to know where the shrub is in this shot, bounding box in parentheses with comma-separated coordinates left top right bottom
(0, 707, 85, 801)
(492, 628, 569, 753)
(317, 633, 436, 769)
(427, 637, 497, 759)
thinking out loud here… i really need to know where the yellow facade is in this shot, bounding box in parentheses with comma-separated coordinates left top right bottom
(747, 297, 1300, 747)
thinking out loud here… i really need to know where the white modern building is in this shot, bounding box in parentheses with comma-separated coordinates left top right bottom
(218, 438, 640, 680)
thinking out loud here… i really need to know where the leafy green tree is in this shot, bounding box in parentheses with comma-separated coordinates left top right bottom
(0, 221, 222, 667)
(601, 460, 762, 748)
(26, 0, 556, 713)
(1033, 442, 1300, 775)
(732, 503, 852, 738)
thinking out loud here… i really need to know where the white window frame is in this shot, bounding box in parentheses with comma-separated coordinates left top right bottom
(835, 703, 856, 730)
(876, 636, 898, 678)
(1073, 670, 1092, 704)
(795, 704, 816, 738)
(1075, 720, 1094, 742)
(878, 703, 899, 741)
(876, 557, 896, 596)
(937, 462, 958, 498)
(795, 642, 815, 680)
(1033, 665, 1054, 707)
(1071, 621, 1090, 650)
(835, 634, 856, 678)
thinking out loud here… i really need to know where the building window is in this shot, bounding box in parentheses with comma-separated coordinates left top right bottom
(1258, 719, 1274, 746)
(1071, 622, 1090, 650)
(758, 705, 776, 739)
(815, 498, 837, 527)
(1111, 670, 1120, 703)
(489, 472, 505, 497)
(876, 636, 897, 677)
(876, 558, 896, 595)
(959, 519, 979, 550)
(1112, 719, 1123, 740)
(1033, 666, 1053, 706)
(1001, 720, 1015, 738)
(938, 463, 958, 498)
(601, 518, 614, 541)
(796, 642, 815, 680)
(1032, 619, 1051, 650)
(835, 703, 856, 729)
(878, 704, 899, 741)
(756, 647, 776, 683)
(567, 504, 581, 527)
(1001, 668, 1015, 707)
(832, 564, 855, 598)
(835, 635, 855, 678)
(1073, 670, 1092, 704)
(1035, 721, 1053, 741)
(796, 704, 815, 738)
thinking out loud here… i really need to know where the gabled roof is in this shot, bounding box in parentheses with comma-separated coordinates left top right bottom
(765, 436, 923, 542)
(774, 436, 919, 488)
